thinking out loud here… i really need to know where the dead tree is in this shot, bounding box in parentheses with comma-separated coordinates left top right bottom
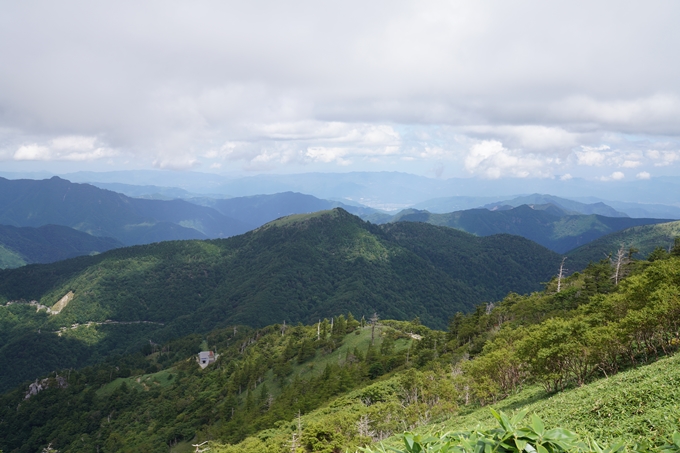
(611, 245, 628, 285)
(557, 257, 567, 293)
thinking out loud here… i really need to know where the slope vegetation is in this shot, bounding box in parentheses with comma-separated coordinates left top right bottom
(0, 208, 561, 391)
(2, 252, 680, 453)
(567, 220, 680, 270)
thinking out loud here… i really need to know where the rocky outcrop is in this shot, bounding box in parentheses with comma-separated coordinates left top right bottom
(24, 374, 68, 399)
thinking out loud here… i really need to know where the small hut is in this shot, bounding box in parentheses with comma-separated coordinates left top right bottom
(198, 351, 215, 369)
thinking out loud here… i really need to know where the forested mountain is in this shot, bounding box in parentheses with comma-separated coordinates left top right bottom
(0, 208, 561, 391)
(566, 219, 680, 271)
(2, 246, 679, 453)
(0, 224, 122, 269)
(0, 176, 251, 245)
(385, 204, 670, 253)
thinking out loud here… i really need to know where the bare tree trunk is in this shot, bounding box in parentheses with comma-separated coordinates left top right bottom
(557, 257, 567, 292)
(612, 245, 627, 285)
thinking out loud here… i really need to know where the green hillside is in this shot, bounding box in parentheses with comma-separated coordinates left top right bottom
(567, 220, 680, 271)
(388, 205, 670, 253)
(0, 208, 561, 391)
(212, 252, 680, 452)
(2, 251, 679, 453)
(405, 351, 680, 446)
(0, 224, 122, 269)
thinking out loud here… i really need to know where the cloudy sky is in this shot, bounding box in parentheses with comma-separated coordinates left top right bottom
(1, 1, 679, 180)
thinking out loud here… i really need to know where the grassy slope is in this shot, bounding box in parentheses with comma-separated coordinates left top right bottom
(410, 352, 680, 446)
(208, 352, 680, 453)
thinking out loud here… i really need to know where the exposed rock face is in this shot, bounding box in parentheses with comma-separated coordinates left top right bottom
(24, 374, 68, 399)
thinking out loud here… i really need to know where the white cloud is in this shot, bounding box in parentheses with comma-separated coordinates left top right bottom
(600, 171, 625, 181)
(463, 125, 580, 153)
(575, 145, 610, 166)
(13, 138, 117, 161)
(560, 173, 573, 181)
(1, 2, 680, 175)
(636, 171, 651, 179)
(13, 144, 51, 161)
(213, 121, 403, 169)
(645, 150, 680, 167)
(464, 140, 552, 179)
(306, 147, 352, 165)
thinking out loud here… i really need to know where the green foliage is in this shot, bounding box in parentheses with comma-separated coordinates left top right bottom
(0, 319, 454, 453)
(361, 410, 680, 453)
(0, 209, 562, 391)
(567, 221, 680, 271)
(3, 217, 680, 452)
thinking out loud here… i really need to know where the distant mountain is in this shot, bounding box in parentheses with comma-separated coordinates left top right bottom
(482, 194, 628, 217)
(566, 220, 680, 271)
(68, 179, 384, 228)
(411, 196, 508, 213)
(87, 182, 198, 200)
(387, 205, 671, 253)
(191, 191, 379, 228)
(49, 170, 680, 207)
(0, 176, 252, 245)
(0, 224, 122, 268)
(572, 197, 680, 219)
(0, 208, 561, 390)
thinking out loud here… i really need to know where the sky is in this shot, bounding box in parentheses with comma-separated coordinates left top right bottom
(1, 1, 680, 181)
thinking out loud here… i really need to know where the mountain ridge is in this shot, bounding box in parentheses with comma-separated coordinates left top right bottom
(0, 208, 562, 391)
(382, 204, 671, 253)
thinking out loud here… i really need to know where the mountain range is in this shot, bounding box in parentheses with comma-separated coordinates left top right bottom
(27, 170, 680, 210)
(375, 204, 671, 253)
(0, 177, 383, 252)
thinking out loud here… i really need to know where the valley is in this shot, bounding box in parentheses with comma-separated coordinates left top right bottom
(1, 247, 679, 452)
(0, 175, 679, 453)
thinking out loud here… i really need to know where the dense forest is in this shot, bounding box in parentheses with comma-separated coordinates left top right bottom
(1, 239, 679, 453)
(0, 209, 561, 391)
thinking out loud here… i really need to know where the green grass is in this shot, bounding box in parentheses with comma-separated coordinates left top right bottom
(97, 368, 177, 397)
(259, 325, 412, 398)
(408, 352, 680, 446)
(259, 210, 336, 228)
